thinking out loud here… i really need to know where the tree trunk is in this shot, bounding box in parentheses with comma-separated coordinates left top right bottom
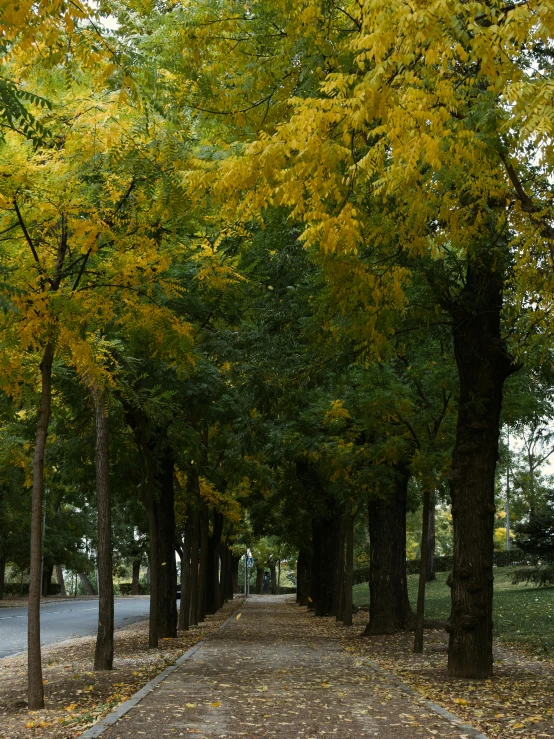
(179, 532, 192, 631)
(0, 554, 6, 600)
(225, 548, 234, 600)
(447, 259, 515, 679)
(156, 452, 177, 639)
(189, 505, 200, 626)
(42, 563, 53, 597)
(146, 500, 159, 648)
(55, 565, 66, 597)
(91, 387, 114, 671)
(28, 342, 54, 710)
(365, 466, 413, 635)
(297, 547, 312, 606)
(78, 572, 97, 595)
(197, 501, 209, 622)
(312, 512, 341, 617)
(231, 555, 240, 594)
(277, 560, 281, 595)
(343, 514, 354, 627)
(414, 488, 431, 653)
(206, 511, 223, 615)
(255, 565, 264, 595)
(131, 559, 141, 595)
(269, 563, 277, 595)
(335, 517, 346, 623)
(426, 495, 436, 582)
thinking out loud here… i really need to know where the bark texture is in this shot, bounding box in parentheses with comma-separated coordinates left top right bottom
(92, 388, 114, 671)
(131, 559, 141, 595)
(78, 572, 97, 595)
(365, 466, 413, 635)
(55, 565, 66, 597)
(447, 259, 515, 678)
(342, 514, 354, 627)
(426, 497, 436, 582)
(28, 343, 54, 710)
(156, 451, 177, 638)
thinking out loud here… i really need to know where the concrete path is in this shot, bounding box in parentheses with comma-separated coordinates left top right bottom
(96, 595, 483, 738)
(0, 597, 150, 657)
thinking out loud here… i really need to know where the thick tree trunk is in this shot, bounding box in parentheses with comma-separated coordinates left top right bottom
(131, 559, 141, 595)
(197, 501, 209, 622)
(269, 563, 277, 595)
(343, 514, 354, 627)
(55, 565, 66, 597)
(78, 572, 97, 595)
(426, 495, 436, 582)
(414, 488, 431, 653)
(28, 342, 54, 710)
(365, 466, 413, 635)
(42, 563, 53, 597)
(296, 547, 312, 606)
(312, 512, 341, 617)
(255, 565, 264, 595)
(447, 260, 515, 679)
(0, 554, 6, 600)
(156, 452, 177, 639)
(91, 387, 114, 671)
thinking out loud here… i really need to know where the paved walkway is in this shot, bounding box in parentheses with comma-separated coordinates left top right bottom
(99, 596, 481, 738)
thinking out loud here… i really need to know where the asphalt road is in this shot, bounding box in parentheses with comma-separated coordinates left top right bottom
(0, 597, 151, 658)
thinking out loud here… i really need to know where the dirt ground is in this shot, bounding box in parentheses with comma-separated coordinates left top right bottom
(327, 607, 554, 739)
(0, 598, 243, 739)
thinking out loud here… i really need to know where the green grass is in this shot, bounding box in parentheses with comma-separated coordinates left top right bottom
(353, 566, 554, 654)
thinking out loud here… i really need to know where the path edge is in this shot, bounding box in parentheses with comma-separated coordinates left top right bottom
(360, 658, 490, 739)
(78, 601, 245, 739)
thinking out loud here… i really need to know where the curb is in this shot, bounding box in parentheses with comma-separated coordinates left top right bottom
(79, 602, 245, 739)
(360, 659, 490, 739)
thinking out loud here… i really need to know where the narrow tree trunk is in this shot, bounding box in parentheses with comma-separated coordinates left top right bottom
(91, 387, 114, 670)
(55, 565, 66, 597)
(156, 452, 177, 638)
(197, 501, 209, 622)
(225, 548, 234, 600)
(146, 500, 159, 648)
(28, 342, 54, 710)
(205, 511, 223, 615)
(414, 488, 431, 653)
(277, 560, 281, 595)
(365, 466, 413, 635)
(343, 514, 354, 627)
(447, 259, 515, 679)
(426, 495, 436, 582)
(335, 517, 346, 623)
(189, 506, 200, 626)
(0, 554, 6, 600)
(231, 555, 240, 594)
(78, 572, 97, 595)
(179, 532, 192, 631)
(131, 559, 141, 595)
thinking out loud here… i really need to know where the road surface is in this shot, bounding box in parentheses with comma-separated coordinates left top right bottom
(0, 597, 150, 658)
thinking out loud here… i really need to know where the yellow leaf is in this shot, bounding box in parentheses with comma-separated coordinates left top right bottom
(211, 702, 221, 707)
(454, 698, 468, 706)
(236, 613, 242, 620)
(186, 703, 196, 709)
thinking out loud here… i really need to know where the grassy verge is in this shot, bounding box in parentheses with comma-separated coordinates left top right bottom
(353, 566, 554, 654)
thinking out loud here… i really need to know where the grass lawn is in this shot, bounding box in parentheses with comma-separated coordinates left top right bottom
(353, 566, 554, 654)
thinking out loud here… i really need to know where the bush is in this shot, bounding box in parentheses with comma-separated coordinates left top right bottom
(353, 549, 533, 585)
(1, 582, 61, 596)
(118, 583, 150, 595)
(512, 564, 554, 587)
